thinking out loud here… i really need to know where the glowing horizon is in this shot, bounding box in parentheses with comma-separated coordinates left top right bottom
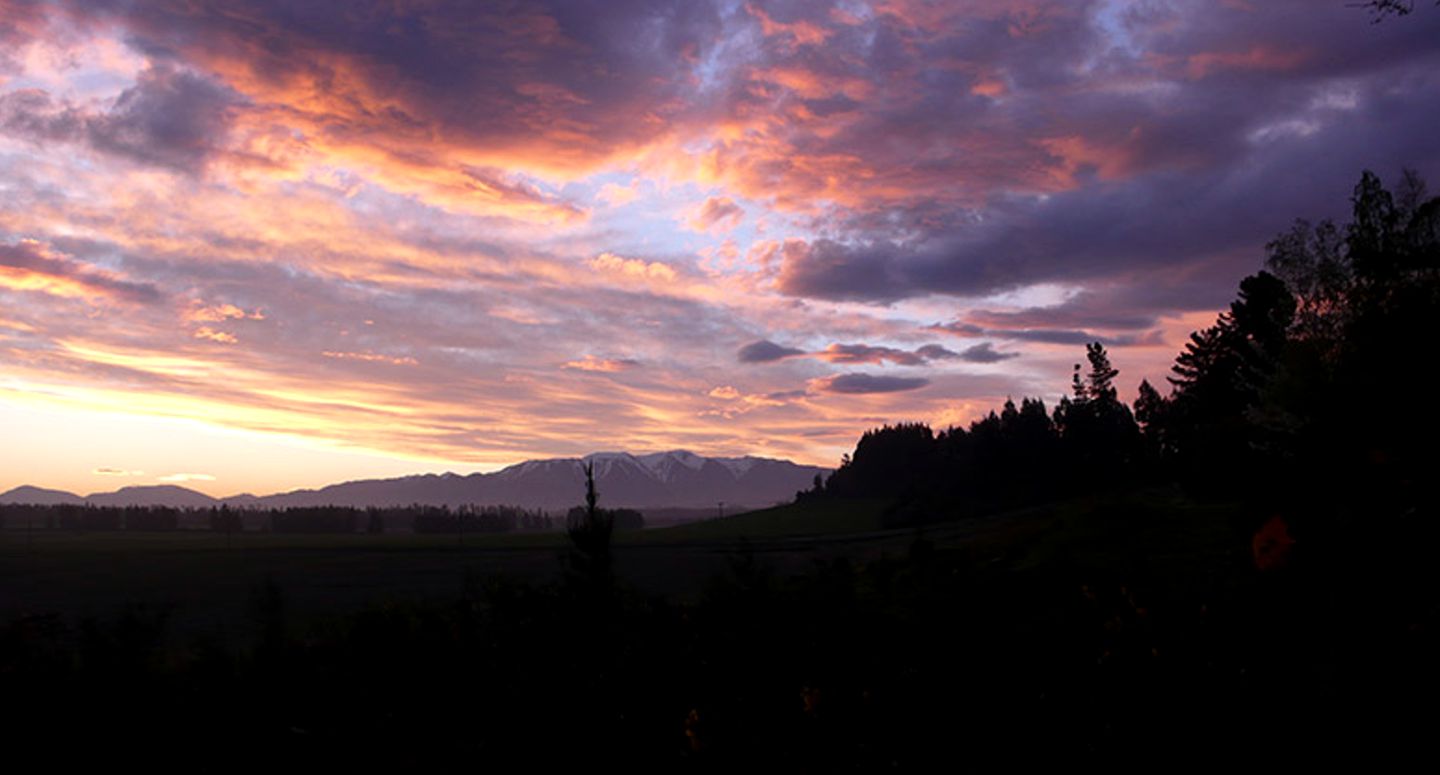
(2, 1, 1437, 496)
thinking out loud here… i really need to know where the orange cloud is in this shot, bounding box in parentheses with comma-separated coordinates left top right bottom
(322, 351, 419, 366)
(562, 355, 639, 373)
(0, 239, 160, 304)
(192, 327, 238, 344)
(1184, 46, 1310, 80)
(589, 253, 679, 283)
(157, 472, 215, 483)
(595, 181, 640, 207)
(747, 4, 832, 47)
(186, 302, 265, 323)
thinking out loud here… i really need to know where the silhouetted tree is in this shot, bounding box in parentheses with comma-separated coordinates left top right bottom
(1354, 1, 1439, 21)
(565, 462, 614, 592)
(824, 423, 936, 498)
(1160, 272, 1295, 493)
(1133, 379, 1169, 463)
(1054, 343, 1140, 484)
(1256, 168, 1440, 513)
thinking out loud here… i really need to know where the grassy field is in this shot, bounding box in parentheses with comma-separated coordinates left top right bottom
(19, 489, 1407, 768)
(0, 514, 885, 638)
(637, 497, 890, 540)
(0, 487, 1251, 644)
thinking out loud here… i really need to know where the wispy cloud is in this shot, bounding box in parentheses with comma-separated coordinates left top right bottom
(811, 373, 931, 395)
(93, 467, 145, 477)
(157, 472, 216, 483)
(562, 355, 640, 373)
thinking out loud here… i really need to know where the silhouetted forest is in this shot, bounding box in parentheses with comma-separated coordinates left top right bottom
(1, 170, 1436, 769)
(811, 169, 1439, 537)
(0, 502, 559, 534)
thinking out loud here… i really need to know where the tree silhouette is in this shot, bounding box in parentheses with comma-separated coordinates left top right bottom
(1051, 342, 1139, 486)
(813, 170, 1435, 521)
(823, 422, 936, 498)
(1353, 1, 1439, 21)
(1133, 379, 1168, 459)
(565, 462, 615, 593)
(1084, 342, 1119, 402)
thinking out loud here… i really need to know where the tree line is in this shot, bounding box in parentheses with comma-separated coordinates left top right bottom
(0, 502, 561, 534)
(808, 169, 1439, 531)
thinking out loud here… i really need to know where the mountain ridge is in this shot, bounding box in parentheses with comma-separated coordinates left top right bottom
(0, 450, 829, 511)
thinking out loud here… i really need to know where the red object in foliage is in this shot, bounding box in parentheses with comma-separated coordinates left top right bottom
(1252, 515, 1295, 571)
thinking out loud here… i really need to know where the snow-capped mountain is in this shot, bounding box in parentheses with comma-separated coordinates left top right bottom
(244, 450, 827, 511)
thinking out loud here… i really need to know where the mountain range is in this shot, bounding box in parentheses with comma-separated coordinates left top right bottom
(0, 451, 829, 512)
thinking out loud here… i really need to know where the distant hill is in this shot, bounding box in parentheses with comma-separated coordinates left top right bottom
(0, 451, 829, 512)
(0, 485, 86, 506)
(84, 485, 220, 509)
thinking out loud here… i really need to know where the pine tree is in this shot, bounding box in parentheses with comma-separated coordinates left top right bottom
(1085, 342, 1120, 403)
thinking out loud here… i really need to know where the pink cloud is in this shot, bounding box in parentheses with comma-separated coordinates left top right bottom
(562, 355, 640, 373)
(687, 196, 745, 233)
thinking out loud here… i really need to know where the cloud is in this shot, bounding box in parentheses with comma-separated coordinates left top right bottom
(814, 342, 960, 366)
(562, 355, 639, 373)
(737, 339, 806, 363)
(966, 298, 1158, 332)
(929, 318, 1163, 348)
(0, 65, 241, 173)
(0, 89, 85, 141)
(93, 467, 144, 476)
(47, 0, 727, 180)
(157, 472, 215, 483)
(957, 343, 1019, 363)
(916, 344, 960, 360)
(596, 182, 639, 207)
(86, 64, 241, 172)
(185, 302, 265, 323)
(687, 196, 745, 232)
(193, 327, 238, 344)
(812, 373, 931, 395)
(0, 239, 161, 304)
(322, 351, 418, 366)
(589, 253, 678, 283)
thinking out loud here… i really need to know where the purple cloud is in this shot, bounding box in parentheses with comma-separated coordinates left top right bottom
(957, 343, 1018, 363)
(814, 373, 931, 395)
(0, 240, 162, 304)
(1, 65, 241, 173)
(815, 342, 959, 366)
(738, 339, 806, 363)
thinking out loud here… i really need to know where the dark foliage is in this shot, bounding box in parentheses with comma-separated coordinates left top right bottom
(567, 505, 644, 531)
(0, 502, 557, 534)
(269, 507, 360, 534)
(1354, 0, 1440, 21)
(820, 343, 1141, 527)
(412, 504, 552, 534)
(817, 169, 1438, 535)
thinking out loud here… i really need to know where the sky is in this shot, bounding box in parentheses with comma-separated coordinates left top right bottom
(1, 0, 1437, 497)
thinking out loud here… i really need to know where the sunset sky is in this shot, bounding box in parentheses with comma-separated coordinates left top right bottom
(1, 0, 1437, 497)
